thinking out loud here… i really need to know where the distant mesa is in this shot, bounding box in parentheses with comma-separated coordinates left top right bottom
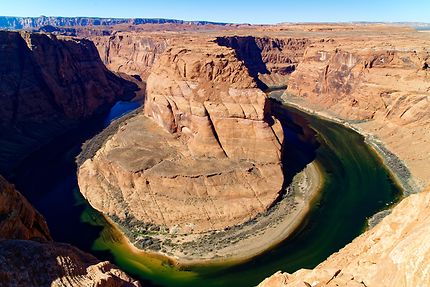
(0, 15, 229, 30)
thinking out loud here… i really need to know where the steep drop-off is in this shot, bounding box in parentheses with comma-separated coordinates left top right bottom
(78, 38, 285, 259)
(92, 33, 169, 79)
(0, 175, 140, 287)
(0, 30, 136, 174)
(216, 36, 310, 87)
(0, 175, 51, 241)
(258, 186, 430, 287)
(260, 27, 430, 286)
(286, 37, 430, 189)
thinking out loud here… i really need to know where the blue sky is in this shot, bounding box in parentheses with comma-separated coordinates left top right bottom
(1, 0, 430, 24)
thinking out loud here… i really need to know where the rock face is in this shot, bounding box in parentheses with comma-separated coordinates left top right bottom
(259, 27, 430, 287)
(0, 175, 51, 241)
(92, 33, 169, 79)
(78, 39, 284, 236)
(0, 31, 136, 174)
(216, 36, 310, 87)
(286, 37, 430, 188)
(0, 175, 140, 287)
(258, 186, 430, 287)
(0, 240, 141, 287)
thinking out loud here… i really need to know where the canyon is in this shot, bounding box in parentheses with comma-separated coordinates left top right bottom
(77, 38, 289, 260)
(0, 30, 141, 286)
(77, 23, 430, 284)
(0, 18, 429, 287)
(0, 175, 140, 286)
(0, 30, 137, 175)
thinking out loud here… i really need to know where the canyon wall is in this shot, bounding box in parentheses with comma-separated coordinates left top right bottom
(92, 33, 169, 79)
(260, 28, 430, 286)
(0, 31, 136, 174)
(0, 175, 140, 287)
(286, 37, 430, 189)
(0, 175, 51, 241)
(216, 36, 311, 87)
(91, 34, 311, 86)
(258, 186, 430, 287)
(78, 39, 284, 238)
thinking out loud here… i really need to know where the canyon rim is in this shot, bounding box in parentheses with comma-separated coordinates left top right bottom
(0, 3, 429, 287)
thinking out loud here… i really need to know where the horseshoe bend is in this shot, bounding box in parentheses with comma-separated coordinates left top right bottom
(0, 6, 429, 287)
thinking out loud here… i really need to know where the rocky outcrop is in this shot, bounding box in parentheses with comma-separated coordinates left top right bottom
(288, 39, 430, 120)
(0, 30, 136, 174)
(0, 175, 140, 286)
(259, 27, 430, 287)
(258, 186, 430, 287)
(78, 39, 284, 240)
(216, 36, 310, 87)
(92, 33, 169, 79)
(0, 240, 141, 287)
(286, 37, 430, 188)
(0, 175, 51, 241)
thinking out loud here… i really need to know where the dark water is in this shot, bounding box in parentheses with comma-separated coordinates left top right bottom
(11, 99, 401, 287)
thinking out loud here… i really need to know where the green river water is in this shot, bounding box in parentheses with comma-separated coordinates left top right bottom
(13, 99, 401, 287)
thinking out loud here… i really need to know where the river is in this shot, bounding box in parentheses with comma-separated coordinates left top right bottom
(10, 97, 401, 287)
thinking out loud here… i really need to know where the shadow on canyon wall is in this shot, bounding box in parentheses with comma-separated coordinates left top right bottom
(269, 98, 320, 202)
(0, 30, 141, 176)
(216, 36, 270, 89)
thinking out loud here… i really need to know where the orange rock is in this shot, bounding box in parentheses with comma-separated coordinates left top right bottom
(78, 39, 284, 235)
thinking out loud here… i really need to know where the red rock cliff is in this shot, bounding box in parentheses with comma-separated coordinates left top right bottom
(0, 31, 136, 174)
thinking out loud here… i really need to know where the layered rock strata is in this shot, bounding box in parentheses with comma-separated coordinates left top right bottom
(216, 36, 310, 87)
(0, 240, 141, 287)
(92, 33, 169, 79)
(0, 175, 51, 241)
(258, 186, 430, 287)
(0, 175, 140, 287)
(0, 31, 136, 174)
(260, 27, 430, 287)
(286, 37, 430, 189)
(78, 40, 284, 240)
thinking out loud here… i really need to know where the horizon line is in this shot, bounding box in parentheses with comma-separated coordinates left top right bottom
(1, 15, 429, 26)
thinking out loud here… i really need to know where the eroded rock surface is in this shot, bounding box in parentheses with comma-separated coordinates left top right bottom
(0, 175, 140, 287)
(259, 25, 430, 287)
(0, 30, 136, 174)
(258, 187, 430, 287)
(0, 240, 141, 287)
(93, 33, 169, 79)
(78, 39, 284, 237)
(216, 36, 310, 87)
(0, 175, 51, 241)
(286, 37, 430, 189)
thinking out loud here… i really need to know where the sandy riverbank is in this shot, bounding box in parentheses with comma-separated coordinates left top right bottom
(99, 161, 323, 266)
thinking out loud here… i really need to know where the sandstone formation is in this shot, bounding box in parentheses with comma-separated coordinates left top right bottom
(78, 39, 284, 238)
(286, 35, 430, 189)
(0, 175, 51, 241)
(216, 36, 310, 87)
(0, 30, 136, 174)
(0, 240, 141, 287)
(258, 186, 430, 287)
(91, 34, 310, 85)
(257, 26, 430, 287)
(0, 175, 140, 286)
(92, 33, 169, 79)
